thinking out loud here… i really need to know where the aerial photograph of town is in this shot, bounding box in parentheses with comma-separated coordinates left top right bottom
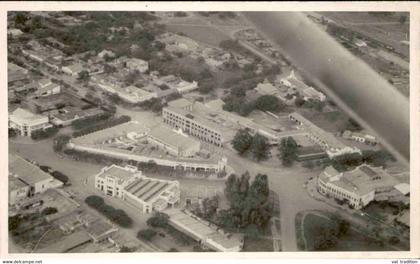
(6, 10, 411, 254)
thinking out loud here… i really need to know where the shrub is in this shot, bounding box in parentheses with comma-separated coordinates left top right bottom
(31, 127, 59, 140)
(147, 213, 169, 228)
(71, 112, 113, 130)
(51, 171, 70, 185)
(53, 134, 71, 152)
(85, 195, 133, 228)
(85, 195, 105, 208)
(137, 229, 157, 241)
(41, 207, 58, 216)
(72, 115, 131, 138)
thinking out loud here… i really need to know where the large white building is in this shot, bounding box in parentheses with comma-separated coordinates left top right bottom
(162, 98, 224, 147)
(94, 165, 180, 214)
(148, 125, 201, 157)
(94, 164, 141, 198)
(289, 112, 360, 158)
(123, 176, 180, 213)
(9, 154, 63, 197)
(318, 165, 404, 209)
(9, 108, 52, 137)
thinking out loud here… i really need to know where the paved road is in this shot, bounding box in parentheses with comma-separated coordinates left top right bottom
(9, 138, 160, 252)
(221, 147, 332, 251)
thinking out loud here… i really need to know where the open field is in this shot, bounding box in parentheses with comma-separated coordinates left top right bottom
(296, 211, 394, 251)
(242, 236, 274, 252)
(319, 12, 409, 57)
(166, 24, 231, 47)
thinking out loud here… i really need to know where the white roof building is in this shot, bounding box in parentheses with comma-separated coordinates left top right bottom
(9, 154, 63, 195)
(318, 165, 403, 209)
(165, 208, 244, 252)
(9, 108, 51, 137)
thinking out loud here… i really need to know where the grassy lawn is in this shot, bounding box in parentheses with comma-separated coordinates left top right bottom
(297, 211, 394, 251)
(166, 24, 230, 47)
(242, 236, 274, 252)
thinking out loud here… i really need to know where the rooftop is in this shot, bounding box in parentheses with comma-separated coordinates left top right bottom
(97, 165, 139, 185)
(37, 230, 91, 253)
(72, 121, 149, 145)
(9, 175, 28, 191)
(124, 177, 177, 203)
(9, 154, 53, 186)
(167, 98, 193, 109)
(290, 112, 348, 149)
(165, 208, 243, 251)
(320, 165, 401, 196)
(86, 219, 117, 239)
(149, 125, 200, 150)
(10, 108, 47, 122)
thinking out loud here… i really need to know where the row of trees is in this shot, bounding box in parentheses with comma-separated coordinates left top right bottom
(278, 137, 299, 167)
(85, 195, 133, 228)
(218, 172, 272, 238)
(71, 112, 113, 130)
(72, 115, 131, 138)
(231, 129, 271, 161)
(30, 127, 59, 140)
(223, 94, 286, 117)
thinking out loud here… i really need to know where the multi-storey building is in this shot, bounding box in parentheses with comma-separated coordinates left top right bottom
(9, 108, 52, 137)
(162, 98, 224, 147)
(94, 164, 180, 214)
(317, 165, 404, 209)
(94, 164, 141, 198)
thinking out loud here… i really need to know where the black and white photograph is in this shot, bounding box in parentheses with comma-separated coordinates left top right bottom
(1, 1, 419, 263)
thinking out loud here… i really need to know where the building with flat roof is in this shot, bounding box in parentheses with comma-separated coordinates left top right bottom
(95, 164, 142, 198)
(318, 165, 403, 209)
(148, 125, 201, 157)
(289, 112, 360, 158)
(8, 63, 28, 83)
(9, 176, 30, 206)
(9, 154, 63, 195)
(9, 108, 52, 137)
(255, 82, 279, 96)
(163, 99, 225, 147)
(36, 79, 61, 97)
(165, 208, 244, 252)
(85, 218, 118, 243)
(37, 230, 92, 253)
(342, 130, 377, 146)
(70, 121, 227, 173)
(126, 58, 149, 73)
(123, 176, 180, 213)
(94, 164, 180, 214)
(62, 63, 84, 76)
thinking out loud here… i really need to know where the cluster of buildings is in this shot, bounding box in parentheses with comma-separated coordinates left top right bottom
(317, 165, 409, 209)
(342, 130, 378, 146)
(70, 121, 227, 173)
(235, 28, 283, 60)
(289, 112, 361, 158)
(9, 154, 63, 206)
(254, 70, 326, 105)
(159, 32, 232, 71)
(94, 165, 180, 214)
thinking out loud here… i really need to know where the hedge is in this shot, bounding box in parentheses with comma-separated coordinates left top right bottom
(31, 126, 59, 140)
(72, 115, 131, 138)
(71, 112, 113, 130)
(84, 195, 133, 228)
